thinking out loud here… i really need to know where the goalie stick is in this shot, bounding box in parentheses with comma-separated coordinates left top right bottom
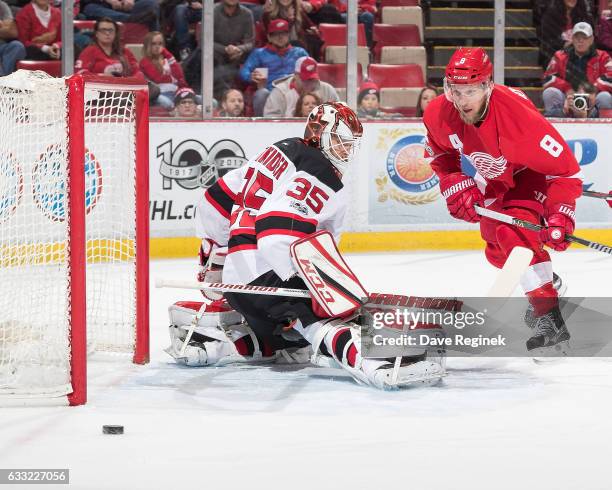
(155, 279, 463, 313)
(474, 206, 612, 256)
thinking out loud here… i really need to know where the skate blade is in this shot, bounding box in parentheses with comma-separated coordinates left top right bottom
(532, 340, 570, 362)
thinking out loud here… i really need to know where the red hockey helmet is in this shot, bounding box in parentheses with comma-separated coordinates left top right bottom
(445, 47, 492, 85)
(304, 102, 363, 176)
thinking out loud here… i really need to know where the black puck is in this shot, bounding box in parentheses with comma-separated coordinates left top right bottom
(102, 425, 124, 435)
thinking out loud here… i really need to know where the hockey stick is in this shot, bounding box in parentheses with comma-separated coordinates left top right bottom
(155, 278, 463, 312)
(583, 190, 612, 201)
(474, 206, 612, 256)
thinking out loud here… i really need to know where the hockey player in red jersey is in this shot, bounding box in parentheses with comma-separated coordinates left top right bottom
(166, 102, 445, 388)
(423, 47, 583, 352)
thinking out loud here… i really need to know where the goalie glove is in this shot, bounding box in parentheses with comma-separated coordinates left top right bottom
(439, 173, 484, 223)
(197, 239, 226, 300)
(540, 203, 575, 252)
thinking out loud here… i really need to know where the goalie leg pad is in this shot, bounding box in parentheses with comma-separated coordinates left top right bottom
(166, 301, 273, 367)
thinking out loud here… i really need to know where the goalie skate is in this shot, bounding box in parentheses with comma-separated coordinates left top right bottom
(309, 319, 445, 390)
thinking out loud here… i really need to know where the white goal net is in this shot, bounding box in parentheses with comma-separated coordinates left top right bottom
(0, 70, 149, 404)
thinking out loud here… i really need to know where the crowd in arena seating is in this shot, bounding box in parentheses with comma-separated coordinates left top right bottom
(1, 0, 611, 118)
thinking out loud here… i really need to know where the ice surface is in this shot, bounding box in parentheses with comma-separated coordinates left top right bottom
(1, 250, 611, 490)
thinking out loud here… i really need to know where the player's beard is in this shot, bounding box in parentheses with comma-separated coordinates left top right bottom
(457, 99, 488, 125)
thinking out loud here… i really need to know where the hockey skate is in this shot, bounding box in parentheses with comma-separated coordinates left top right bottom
(524, 273, 566, 329)
(309, 319, 446, 390)
(525, 306, 570, 356)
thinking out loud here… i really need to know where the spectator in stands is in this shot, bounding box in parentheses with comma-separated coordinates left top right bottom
(559, 81, 600, 117)
(256, 0, 321, 57)
(241, 0, 264, 23)
(293, 90, 320, 116)
(209, 0, 254, 97)
(539, 0, 592, 67)
(415, 84, 437, 117)
(0, 0, 25, 75)
(216, 87, 245, 116)
(81, 0, 160, 31)
(302, 0, 343, 26)
(140, 31, 187, 109)
(543, 22, 612, 117)
(182, 0, 254, 96)
(241, 18, 308, 115)
(356, 80, 402, 118)
(15, 0, 61, 60)
(329, 0, 376, 47)
(75, 17, 145, 79)
(172, 0, 201, 60)
(597, 0, 612, 55)
(262, 55, 337, 116)
(173, 86, 202, 117)
(356, 80, 379, 118)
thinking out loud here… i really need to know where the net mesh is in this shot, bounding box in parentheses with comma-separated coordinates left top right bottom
(0, 71, 139, 398)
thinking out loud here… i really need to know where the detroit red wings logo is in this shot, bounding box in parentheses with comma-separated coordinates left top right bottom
(467, 151, 507, 179)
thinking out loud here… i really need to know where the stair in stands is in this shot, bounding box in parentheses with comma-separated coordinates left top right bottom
(427, 7, 532, 27)
(432, 45, 539, 66)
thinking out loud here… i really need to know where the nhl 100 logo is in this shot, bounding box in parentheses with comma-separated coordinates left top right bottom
(156, 138, 248, 190)
(0, 144, 103, 224)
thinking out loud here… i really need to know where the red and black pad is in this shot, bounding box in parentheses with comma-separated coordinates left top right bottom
(290, 231, 368, 317)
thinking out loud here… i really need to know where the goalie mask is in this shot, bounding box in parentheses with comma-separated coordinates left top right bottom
(304, 102, 363, 177)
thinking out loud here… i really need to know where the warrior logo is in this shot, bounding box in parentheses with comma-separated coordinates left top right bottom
(466, 151, 507, 179)
(157, 139, 247, 191)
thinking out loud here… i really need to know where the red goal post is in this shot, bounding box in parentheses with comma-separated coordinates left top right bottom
(0, 71, 149, 406)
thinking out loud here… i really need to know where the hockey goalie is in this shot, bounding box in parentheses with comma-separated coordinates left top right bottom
(165, 102, 446, 389)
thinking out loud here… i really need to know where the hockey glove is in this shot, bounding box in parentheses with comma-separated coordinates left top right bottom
(540, 203, 575, 251)
(608, 191, 612, 208)
(197, 238, 215, 282)
(439, 173, 484, 223)
(197, 239, 226, 300)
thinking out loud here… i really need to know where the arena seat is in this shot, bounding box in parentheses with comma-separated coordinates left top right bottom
(126, 43, 144, 62)
(381, 6, 423, 41)
(380, 0, 419, 6)
(319, 23, 367, 47)
(379, 87, 423, 108)
(74, 20, 96, 32)
(380, 106, 417, 116)
(367, 63, 424, 87)
(323, 46, 370, 69)
(317, 63, 364, 87)
(373, 23, 421, 46)
(119, 23, 150, 44)
(600, 108, 612, 118)
(16, 60, 61, 77)
(380, 46, 426, 74)
(373, 23, 420, 61)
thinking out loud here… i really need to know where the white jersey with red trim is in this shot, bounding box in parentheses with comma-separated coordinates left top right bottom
(223, 137, 347, 285)
(194, 166, 247, 248)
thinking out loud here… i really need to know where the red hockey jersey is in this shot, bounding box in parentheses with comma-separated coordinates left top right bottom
(423, 84, 582, 213)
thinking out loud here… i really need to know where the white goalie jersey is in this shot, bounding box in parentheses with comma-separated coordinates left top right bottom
(195, 165, 247, 250)
(223, 137, 348, 285)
